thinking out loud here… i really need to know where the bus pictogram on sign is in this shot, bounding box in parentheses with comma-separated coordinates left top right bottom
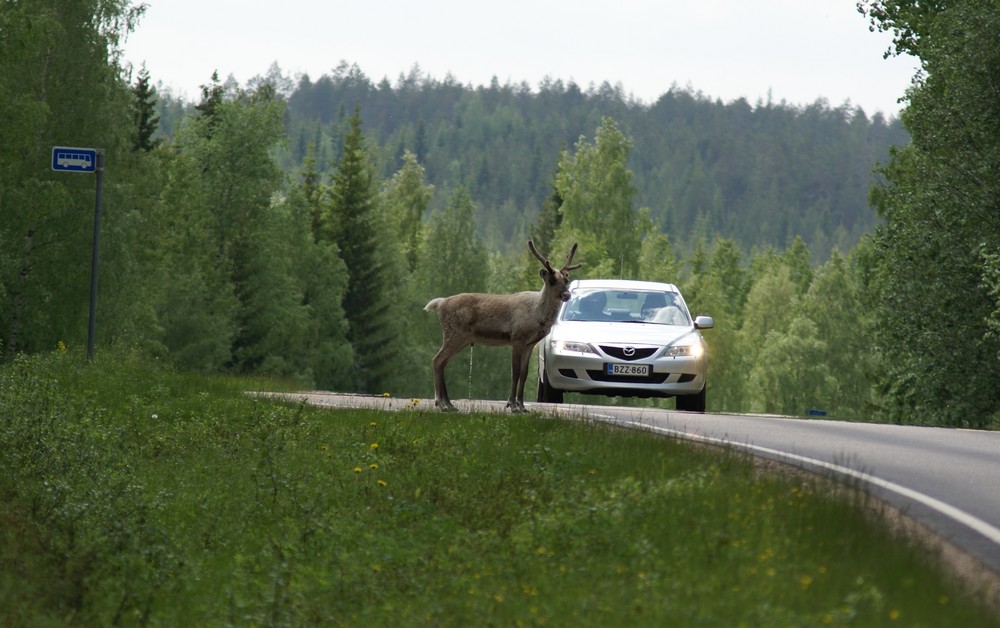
(52, 146, 98, 172)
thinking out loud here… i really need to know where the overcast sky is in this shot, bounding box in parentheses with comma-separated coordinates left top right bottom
(122, 0, 919, 117)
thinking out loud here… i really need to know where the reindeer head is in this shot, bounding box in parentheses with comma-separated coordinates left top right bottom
(529, 240, 581, 302)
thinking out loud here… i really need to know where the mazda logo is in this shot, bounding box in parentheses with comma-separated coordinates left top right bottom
(623, 346, 635, 357)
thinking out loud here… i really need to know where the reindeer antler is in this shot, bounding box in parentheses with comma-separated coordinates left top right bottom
(528, 240, 581, 273)
(562, 243, 581, 272)
(527, 240, 554, 274)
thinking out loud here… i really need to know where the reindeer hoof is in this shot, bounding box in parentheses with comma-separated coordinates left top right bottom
(436, 400, 458, 412)
(506, 402, 528, 414)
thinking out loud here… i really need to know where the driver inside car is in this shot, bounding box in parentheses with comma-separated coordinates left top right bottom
(575, 291, 609, 321)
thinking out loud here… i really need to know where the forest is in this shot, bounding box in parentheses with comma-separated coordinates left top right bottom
(189, 59, 909, 262)
(1, 0, 998, 428)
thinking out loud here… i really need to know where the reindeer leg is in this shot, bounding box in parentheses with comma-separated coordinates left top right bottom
(507, 342, 521, 414)
(506, 345, 528, 413)
(514, 344, 534, 412)
(432, 341, 462, 412)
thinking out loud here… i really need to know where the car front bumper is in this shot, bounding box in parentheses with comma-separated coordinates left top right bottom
(541, 349, 707, 398)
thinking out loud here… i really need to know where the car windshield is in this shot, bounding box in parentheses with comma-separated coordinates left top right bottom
(562, 289, 690, 325)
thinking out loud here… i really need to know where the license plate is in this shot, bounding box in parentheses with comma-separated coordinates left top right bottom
(606, 363, 650, 376)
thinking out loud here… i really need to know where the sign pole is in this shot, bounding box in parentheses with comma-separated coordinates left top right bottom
(86, 150, 105, 360)
(51, 146, 103, 359)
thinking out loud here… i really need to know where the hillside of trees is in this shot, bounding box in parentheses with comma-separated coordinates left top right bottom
(2, 0, 997, 428)
(157, 62, 909, 261)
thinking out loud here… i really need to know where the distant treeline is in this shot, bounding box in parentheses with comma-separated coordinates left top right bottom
(157, 61, 909, 260)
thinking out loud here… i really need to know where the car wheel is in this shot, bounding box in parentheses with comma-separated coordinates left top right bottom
(676, 386, 706, 413)
(537, 372, 564, 404)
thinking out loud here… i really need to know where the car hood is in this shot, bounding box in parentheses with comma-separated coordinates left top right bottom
(547, 321, 697, 347)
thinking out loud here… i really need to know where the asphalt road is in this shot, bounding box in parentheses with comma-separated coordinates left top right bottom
(261, 392, 1000, 602)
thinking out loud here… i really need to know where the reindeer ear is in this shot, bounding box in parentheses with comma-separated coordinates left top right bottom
(538, 268, 549, 279)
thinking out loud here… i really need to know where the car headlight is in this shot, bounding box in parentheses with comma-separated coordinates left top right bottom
(551, 339, 598, 355)
(664, 339, 704, 358)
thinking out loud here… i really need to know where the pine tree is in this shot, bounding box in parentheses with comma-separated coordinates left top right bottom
(534, 183, 563, 259)
(195, 71, 224, 136)
(327, 107, 398, 392)
(132, 65, 160, 152)
(301, 144, 325, 241)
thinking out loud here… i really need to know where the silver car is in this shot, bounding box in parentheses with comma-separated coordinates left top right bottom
(536, 279, 714, 412)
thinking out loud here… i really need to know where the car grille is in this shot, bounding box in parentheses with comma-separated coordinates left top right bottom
(599, 346, 658, 361)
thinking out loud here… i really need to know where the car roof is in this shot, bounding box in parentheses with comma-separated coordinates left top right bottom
(569, 278, 680, 292)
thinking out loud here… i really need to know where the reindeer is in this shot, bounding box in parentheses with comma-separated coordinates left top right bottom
(424, 240, 580, 413)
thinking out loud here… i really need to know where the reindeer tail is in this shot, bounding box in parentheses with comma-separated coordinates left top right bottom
(424, 298, 444, 312)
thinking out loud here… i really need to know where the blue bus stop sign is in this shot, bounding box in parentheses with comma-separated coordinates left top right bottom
(52, 146, 98, 172)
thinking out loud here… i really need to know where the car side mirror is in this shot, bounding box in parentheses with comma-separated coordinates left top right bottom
(694, 315, 714, 330)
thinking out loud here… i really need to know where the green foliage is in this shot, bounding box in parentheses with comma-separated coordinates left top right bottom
(749, 316, 837, 415)
(193, 70, 225, 131)
(143, 146, 239, 370)
(860, 0, 1000, 427)
(738, 264, 800, 413)
(799, 248, 878, 417)
(680, 239, 747, 411)
(420, 186, 487, 298)
(0, 0, 141, 355)
(1, 353, 995, 625)
(131, 65, 160, 152)
(532, 183, 564, 261)
(326, 107, 400, 393)
(190, 85, 299, 376)
(272, 67, 907, 258)
(668, 239, 877, 419)
(282, 184, 354, 390)
(5, 1, 997, 426)
(382, 151, 434, 271)
(555, 117, 645, 277)
(637, 230, 683, 285)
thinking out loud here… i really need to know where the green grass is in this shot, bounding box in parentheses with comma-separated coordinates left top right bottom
(1, 349, 997, 626)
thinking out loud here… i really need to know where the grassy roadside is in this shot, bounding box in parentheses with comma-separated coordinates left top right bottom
(1, 349, 996, 626)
